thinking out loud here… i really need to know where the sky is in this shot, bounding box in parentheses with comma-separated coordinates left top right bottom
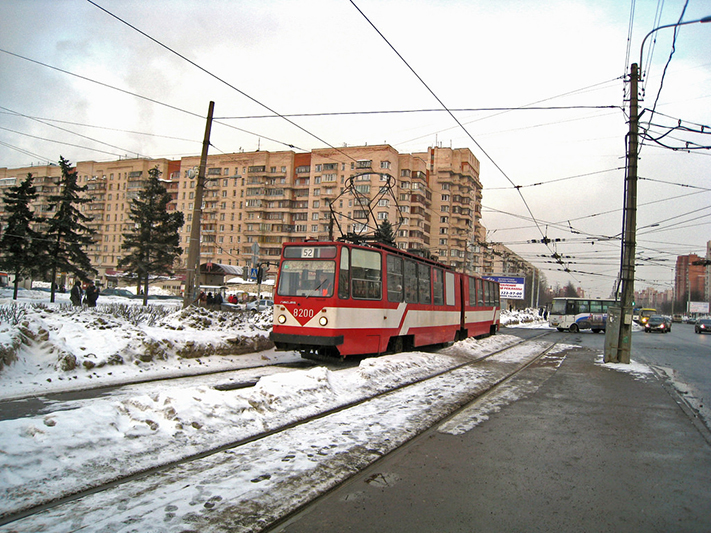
(1, 0, 710, 298)
(0, 290, 657, 531)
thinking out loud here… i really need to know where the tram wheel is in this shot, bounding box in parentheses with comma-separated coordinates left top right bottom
(389, 336, 404, 353)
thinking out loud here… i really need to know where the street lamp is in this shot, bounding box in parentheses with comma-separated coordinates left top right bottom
(639, 16, 711, 72)
(605, 15, 711, 364)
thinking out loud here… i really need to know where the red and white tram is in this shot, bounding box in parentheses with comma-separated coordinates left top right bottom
(269, 241, 500, 359)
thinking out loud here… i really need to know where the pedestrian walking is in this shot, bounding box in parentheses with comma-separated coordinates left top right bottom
(84, 280, 99, 307)
(70, 280, 83, 306)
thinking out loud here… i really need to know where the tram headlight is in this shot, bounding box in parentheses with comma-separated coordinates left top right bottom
(319, 316, 328, 327)
(277, 314, 287, 324)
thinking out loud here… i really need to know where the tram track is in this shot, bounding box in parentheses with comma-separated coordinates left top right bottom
(0, 358, 317, 408)
(1, 332, 563, 532)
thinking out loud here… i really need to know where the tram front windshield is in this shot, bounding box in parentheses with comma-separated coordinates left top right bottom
(277, 260, 336, 297)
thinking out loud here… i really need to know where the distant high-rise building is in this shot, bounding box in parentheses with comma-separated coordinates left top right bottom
(675, 253, 706, 306)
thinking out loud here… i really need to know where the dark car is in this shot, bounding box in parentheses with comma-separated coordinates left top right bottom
(100, 288, 135, 298)
(645, 315, 671, 333)
(695, 318, 711, 334)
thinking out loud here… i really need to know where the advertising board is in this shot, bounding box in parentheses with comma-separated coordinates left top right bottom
(484, 275, 525, 300)
(689, 301, 710, 314)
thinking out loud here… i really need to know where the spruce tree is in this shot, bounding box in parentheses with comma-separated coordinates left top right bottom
(0, 173, 46, 299)
(564, 281, 578, 298)
(374, 219, 396, 246)
(44, 156, 97, 303)
(118, 166, 184, 306)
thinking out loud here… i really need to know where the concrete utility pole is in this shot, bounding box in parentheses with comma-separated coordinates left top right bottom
(183, 101, 215, 308)
(605, 15, 711, 363)
(604, 63, 638, 364)
(615, 62, 639, 364)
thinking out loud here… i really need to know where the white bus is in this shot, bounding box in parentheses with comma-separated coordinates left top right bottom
(549, 297, 615, 333)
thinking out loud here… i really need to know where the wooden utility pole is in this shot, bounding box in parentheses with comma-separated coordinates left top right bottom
(183, 101, 215, 308)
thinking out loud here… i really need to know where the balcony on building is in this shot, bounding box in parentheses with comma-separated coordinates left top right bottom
(202, 203, 219, 214)
(86, 182, 106, 192)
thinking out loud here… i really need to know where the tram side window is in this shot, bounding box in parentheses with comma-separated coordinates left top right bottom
(418, 263, 431, 304)
(387, 255, 404, 302)
(445, 271, 456, 306)
(351, 248, 382, 300)
(433, 268, 444, 306)
(468, 277, 477, 306)
(404, 260, 418, 303)
(338, 247, 350, 299)
(482, 280, 498, 306)
(477, 279, 484, 306)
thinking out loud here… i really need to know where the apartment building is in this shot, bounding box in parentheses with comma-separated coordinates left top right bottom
(1, 144, 520, 291)
(173, 145, 485, 273)
(675, 253, 707, 304)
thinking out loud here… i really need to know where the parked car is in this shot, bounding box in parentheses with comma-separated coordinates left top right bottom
(100, 288, 135, 298)
(695, 318, 711, 334)
(246, 299, 274, 312)
(644, 315, 671, 333)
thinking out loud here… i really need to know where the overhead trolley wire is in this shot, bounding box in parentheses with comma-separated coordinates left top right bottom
(216, 105, 620, 120)
(0, 125, 129, 158)
(0, 105, 151, 159)
(400, 79, 623, 149)
(86, 0, 360, 163)
(624, 0, 637, 75)
(0, 111, 200, 145)
(348, 0, 567, 270)
(639, 0, 689, 158)
(0, 139, 54, 165)
(485, 167, 625, 191)
(0, 47, 305, 155)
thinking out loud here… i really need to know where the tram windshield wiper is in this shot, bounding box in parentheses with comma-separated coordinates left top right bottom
(306, 279, 327, 298)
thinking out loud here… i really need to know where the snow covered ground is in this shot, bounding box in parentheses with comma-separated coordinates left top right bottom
(0, 289, 659, 531)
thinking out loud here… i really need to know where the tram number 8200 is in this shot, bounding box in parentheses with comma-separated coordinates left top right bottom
(293, 308, 315, 319)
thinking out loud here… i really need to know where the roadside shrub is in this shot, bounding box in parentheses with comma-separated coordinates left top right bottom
(0, 304, 27, 326)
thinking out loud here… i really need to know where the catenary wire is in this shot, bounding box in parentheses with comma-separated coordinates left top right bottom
(348, 0, 563, 268)
(0, 48, 307, 154)
(86, 0, 360, 163)
(0, 105, 151, 159)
